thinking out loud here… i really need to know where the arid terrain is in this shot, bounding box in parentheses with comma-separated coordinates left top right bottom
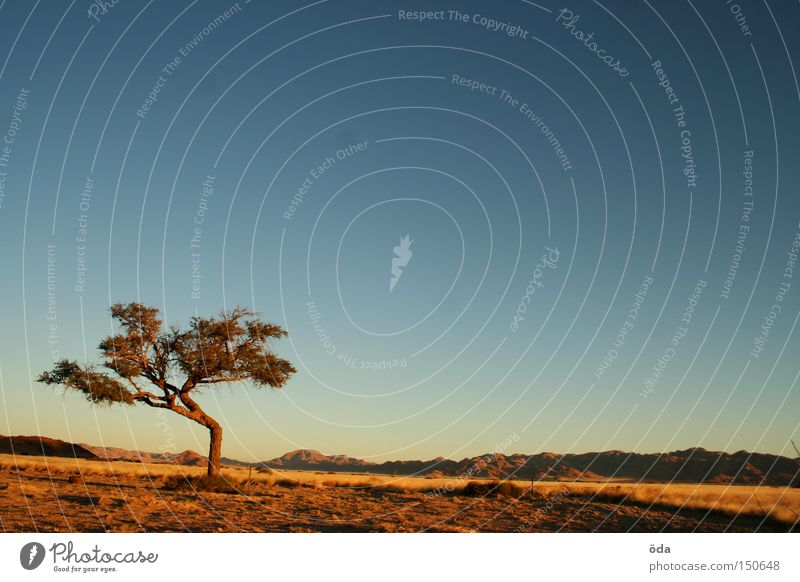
(1, 453, 797, 533)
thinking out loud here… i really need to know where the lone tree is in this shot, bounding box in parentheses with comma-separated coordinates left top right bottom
(38, 303, 296, 477)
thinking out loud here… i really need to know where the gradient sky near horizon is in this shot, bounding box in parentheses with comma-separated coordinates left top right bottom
(1, 0, 799, 463)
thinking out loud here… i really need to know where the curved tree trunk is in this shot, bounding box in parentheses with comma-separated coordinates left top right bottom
(207, 422, 222, 477)
(175, 391, 224, 477)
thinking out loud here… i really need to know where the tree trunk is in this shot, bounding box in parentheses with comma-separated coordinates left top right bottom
(207, 422, 222, 477)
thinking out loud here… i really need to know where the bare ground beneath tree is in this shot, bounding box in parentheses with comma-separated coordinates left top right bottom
(0, 465, 793, 533)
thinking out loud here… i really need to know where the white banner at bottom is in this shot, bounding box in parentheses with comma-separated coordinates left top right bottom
(0, 533, 796, 581)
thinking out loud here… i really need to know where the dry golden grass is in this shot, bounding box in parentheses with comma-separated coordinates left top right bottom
(552, 482, 800, 525)
(1, 454, 798, 527)
(0, 454, 207, 482)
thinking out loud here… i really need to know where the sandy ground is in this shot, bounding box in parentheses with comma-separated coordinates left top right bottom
(0, 455, 796, 533)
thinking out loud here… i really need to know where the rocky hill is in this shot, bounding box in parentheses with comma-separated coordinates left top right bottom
(0, 434, 97, 459)
(257, 447, 799, 486)
(2, 433, 797, 485)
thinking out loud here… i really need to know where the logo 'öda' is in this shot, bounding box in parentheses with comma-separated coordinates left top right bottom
(20, 542, 46, 570)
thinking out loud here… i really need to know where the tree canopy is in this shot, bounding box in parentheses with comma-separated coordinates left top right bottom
(38, 303, 296, 475)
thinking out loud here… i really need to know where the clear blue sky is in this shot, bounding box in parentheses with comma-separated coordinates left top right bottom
(1, 0, 799, 462)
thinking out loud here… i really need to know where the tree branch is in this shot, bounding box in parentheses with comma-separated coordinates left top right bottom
(133, 394, 169, 408)
(196, 376, 250, 385)
(130, 390, 161, 401)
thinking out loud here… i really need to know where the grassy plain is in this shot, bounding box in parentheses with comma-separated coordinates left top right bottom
(0, 454, 796, 532)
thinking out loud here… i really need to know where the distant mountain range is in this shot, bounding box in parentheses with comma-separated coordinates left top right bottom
(2, 433, 798, 486)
